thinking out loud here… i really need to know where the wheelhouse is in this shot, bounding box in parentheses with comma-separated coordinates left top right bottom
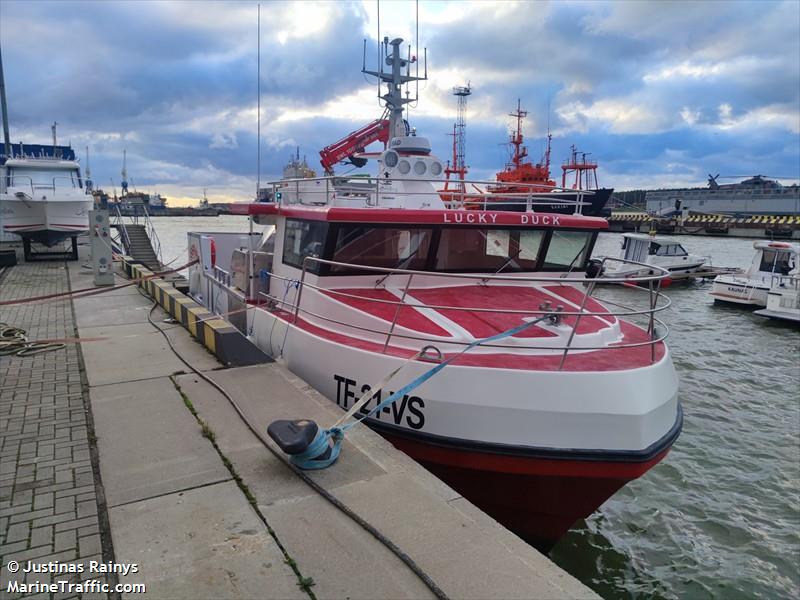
(620, 234, 688, 263)
(3, 159, 83, 192)
(281, 217, 600, 276)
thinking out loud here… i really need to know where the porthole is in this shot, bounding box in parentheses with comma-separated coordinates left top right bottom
(414, 161, 427, 175)
(430, 161, 443, 176)
(398, 160, 411, 175)
(384, 150, 399, 168)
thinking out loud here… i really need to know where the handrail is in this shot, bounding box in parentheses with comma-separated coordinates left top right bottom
(8, 175, 80, 194)
(112, 203, 132, 255)
(269, 174, 597, 213)
(267, 296, 671, 354)
(301, 255, 670, 285)
(141, 204, 163, 265)
(212, 265, 231, 287)
(769, 274, 800, 290)
(250, 254, 675, 368)
(265, 269, 672, 319)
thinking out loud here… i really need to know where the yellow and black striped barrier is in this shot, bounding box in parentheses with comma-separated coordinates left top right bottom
(125, 259, 271, 367)
(610, 212, 800, 227)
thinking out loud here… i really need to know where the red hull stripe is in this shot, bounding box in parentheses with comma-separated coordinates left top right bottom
(382, 431, 665, 548)
(368, 405, 682, 474)
(4, 223, 45, 229)
(385, 430, 671, 479)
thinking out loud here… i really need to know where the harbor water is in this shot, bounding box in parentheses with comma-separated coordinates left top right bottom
(152, 216, 800, 599)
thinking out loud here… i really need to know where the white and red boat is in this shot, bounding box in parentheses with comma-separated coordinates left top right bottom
(187, 37, 681, 550)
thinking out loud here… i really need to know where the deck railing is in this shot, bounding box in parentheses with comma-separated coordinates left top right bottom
(254, 256, 671, 368)
(768, 274, 800, 290)
(8, 175, 83, 194)
(267, 175, 596, 214)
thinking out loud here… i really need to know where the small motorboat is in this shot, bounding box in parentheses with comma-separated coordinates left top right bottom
(710, 241, 799, 307)
(0, 139, 92, 258)
(602, 233, 708, 279)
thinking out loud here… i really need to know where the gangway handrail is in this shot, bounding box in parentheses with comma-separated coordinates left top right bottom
(112, 203, 132, 255)
(141, 204, 163, 265)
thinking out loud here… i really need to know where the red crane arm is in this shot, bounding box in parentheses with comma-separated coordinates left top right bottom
(319, 119, 390, 174)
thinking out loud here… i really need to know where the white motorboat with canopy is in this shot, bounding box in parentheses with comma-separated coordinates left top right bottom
(603, 233, 708, 278)
(710, 241, 798, 307)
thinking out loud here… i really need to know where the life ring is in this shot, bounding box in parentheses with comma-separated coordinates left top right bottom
(209, 238, 216, 268)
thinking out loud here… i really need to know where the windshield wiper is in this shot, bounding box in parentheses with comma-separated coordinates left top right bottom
(374, 249, 419, 287)
(480, 247, 522, 285)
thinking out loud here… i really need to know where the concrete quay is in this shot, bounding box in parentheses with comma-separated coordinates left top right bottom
(1, 248, 597, 599)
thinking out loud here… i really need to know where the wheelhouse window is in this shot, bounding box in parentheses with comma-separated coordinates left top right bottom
(435, 228, 543, 272)
(282, 219, 329, 272)
(9, 167, 80, 189)
(654, 243, 687, 257)
(330, 225, 433, 273)
(760, 250, 794, 274)
(542, 231, 593, 270)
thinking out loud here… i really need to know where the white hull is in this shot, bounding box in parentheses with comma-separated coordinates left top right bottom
(248, 306, 680, 453)
(710, 241, 799, 307)
(754, 280, 800, 322)
(0, 195, 92, 242)
(606, 259, 707, 279)
(709, 276, 769, 306)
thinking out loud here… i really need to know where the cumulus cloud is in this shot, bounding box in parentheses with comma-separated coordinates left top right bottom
(0, 0, 797, 205)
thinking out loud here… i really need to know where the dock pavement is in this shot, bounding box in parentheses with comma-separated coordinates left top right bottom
(1, 245, 597, 599)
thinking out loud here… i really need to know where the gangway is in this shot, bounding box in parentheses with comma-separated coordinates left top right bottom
(111, 201, 162, 271)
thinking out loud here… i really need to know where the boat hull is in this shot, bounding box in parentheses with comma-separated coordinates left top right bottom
(377, 420, 679, 551)
(709, 277, 769, 307)
(247, 305, 681, 548)
(605, 259, 708, 280)
(754, 287, 800, 323)
(0, 195, 92, 246)
(486, 188, 613, 217)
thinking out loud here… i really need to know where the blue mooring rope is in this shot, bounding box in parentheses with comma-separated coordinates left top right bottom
(291, 315, 552, 470)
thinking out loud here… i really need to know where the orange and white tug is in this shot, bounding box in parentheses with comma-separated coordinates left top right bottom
(187, 37, 682, 550)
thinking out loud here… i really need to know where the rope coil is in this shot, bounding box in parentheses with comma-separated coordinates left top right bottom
(0, 323, 66, 357)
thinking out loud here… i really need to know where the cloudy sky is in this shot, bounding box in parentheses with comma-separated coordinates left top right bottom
(1, 0, 798, 206)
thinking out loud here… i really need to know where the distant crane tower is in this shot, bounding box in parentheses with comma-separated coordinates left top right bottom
(453, 84, 471, 172)
(85, 146, 93, 192)
(443, 84, 472, 197)
(120, 149, 129, 196)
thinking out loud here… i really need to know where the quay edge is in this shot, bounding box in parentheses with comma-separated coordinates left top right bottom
(0, 243, 599, 599)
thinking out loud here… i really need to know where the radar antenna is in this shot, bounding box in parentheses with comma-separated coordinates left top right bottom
(362, 37, 427, 140)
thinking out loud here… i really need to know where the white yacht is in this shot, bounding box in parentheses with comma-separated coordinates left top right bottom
(602, 233, 708, 278)
(754, 276, 800, 323)
(0, 144, 92, 255)
(710, 241, 799, 307)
